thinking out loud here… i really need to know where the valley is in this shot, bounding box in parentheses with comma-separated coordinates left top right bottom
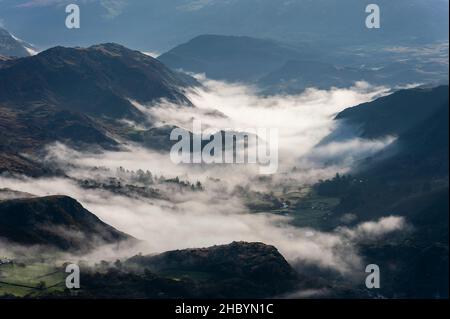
(0, 1, 448, 300)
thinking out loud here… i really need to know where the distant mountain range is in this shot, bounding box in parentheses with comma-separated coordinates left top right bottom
(159, 35, 316, 82)
(0, 27, 37, 57)
(159, 35, 449, 93)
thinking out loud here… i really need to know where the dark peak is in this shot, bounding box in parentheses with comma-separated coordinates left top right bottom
(35, 45, 81, 59)
(0, 195, 133, 252)
(125, 241, 297, 298)
(128, 241, 293, 275)
(39, 43, 144, 59)
(89, 42, 130, 51)
(0, 41, 195, 121)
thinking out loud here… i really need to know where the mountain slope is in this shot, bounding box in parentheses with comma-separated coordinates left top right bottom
(158, 35, 313, 82)
(0, 103, 118, 176)
(0, 43, 200, 175)
(0, 195, 132, 251)
(323, 85, 449, 220)
(0, 105, 118, 153)
(78, 242, 299, 298)
(0, 43, 195, 121)
(316, 85, 449, 297)
(335, 85, 449, 139)
(0, 27, 37, 57)
(159, 34, 447, 92)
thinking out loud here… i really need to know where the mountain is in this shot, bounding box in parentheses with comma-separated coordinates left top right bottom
(127, 242, 297, 285)
(0, 195, 132, 252)
(335, 85, 449, 139)
(0, 103, 119, 176)
(325, 86, 449, 216)
(160, 34, 448, 93)
(315, 85, 449, 298)
(0, 43, 194, 121)
(0, 152, 53, 177)
(75, 242, 299, 298)
(158, 35, 313, 82)
(0, 27, 37, 57)
(0, 43, 200, 175)
(0, 105, 118, 153)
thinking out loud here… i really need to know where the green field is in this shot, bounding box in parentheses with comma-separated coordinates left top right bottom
(250, 186, 340, 229)
(0, 262, 66, 297)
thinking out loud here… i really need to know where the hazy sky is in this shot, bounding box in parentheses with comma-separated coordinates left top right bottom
(1, 0, 448, 51)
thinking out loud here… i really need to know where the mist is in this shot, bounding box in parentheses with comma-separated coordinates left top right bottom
(0, 78, 403, 278)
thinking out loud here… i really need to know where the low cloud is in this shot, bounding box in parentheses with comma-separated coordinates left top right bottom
(338, 216, 408, 241)
(0, 174, 407, 275)
(0, 78, 401, 277)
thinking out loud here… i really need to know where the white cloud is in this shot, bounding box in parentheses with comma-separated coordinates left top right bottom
(338, 216, 408, 241)
(0, 176, 407, 275)
(0, 78, 401, 277)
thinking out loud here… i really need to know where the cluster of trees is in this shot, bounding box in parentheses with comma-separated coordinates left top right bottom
(80, 167, 205, 194)
(316, 173, 358, 197)
(116, 167, 154, 185)
(164, 177, 204, 191)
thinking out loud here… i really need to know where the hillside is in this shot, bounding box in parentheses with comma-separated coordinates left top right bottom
(335, 85, 449, 139)
(315, 85, 449, 298)
(0, 43, 194, 121)
(0, 195, 132, 252)
(78, 242, 299, 298)
(0, 43, 201, 175)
